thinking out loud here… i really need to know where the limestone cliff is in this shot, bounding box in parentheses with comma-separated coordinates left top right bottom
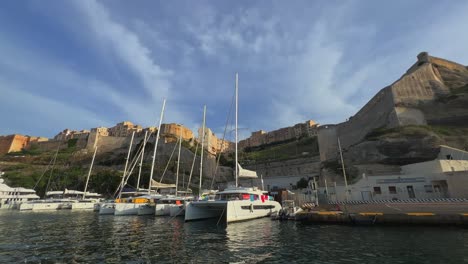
(318, 52, 468, 183)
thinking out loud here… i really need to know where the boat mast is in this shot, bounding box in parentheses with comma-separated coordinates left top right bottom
(118, 131, 135, 199)
(136, 131, 148, 191)
(235, 73, 238, 188)
(83, 135, 98, 200)
(337, 137, 349, 201)
(199, 105, 206, 195)
(176, 127, 182, 194)
(149, 98, 167, 194)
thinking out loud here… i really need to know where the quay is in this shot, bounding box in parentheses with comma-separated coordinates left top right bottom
(295, 201, 468, 225)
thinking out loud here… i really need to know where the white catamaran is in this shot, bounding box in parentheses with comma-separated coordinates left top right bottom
(185, 74, 281, 223)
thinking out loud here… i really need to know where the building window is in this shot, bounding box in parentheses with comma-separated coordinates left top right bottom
(388, 186, 397, 194)
(373, 187, 382, 195)
(424, 185, 433, 193)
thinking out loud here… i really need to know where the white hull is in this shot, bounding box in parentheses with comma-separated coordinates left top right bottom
(20, 202, 62, 211)
(155, 204, 171, 216)
(169, 204, 185, 217)
(114, 203, 144, 216)
(99, 203, 115, 215)
(0, 203, 21, 210)
(71, 202, 97, 210)
(137, 204, 155, 215)
(185, 200, 281, 223)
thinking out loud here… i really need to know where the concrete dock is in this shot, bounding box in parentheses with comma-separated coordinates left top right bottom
(296, 202, 468, 225)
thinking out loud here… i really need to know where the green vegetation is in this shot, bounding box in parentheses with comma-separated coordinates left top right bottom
(451, 84, 468, 95)
(296, 177, 309, 189)
(1, 161, 123, 198)
(366, 125, 468, 141)
(240, 137, 319, 163)
(322, 160, 358, 182)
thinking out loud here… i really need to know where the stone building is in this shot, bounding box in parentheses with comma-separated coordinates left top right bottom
(197, 127, 233, 155)
(54, 129, 90, 141)
(108, 121, 142, 137)
(91, 127, 109, 137)
(239, 120, 318, 149)
(0, 134, 49, 155)
(160, 123, 194, 141)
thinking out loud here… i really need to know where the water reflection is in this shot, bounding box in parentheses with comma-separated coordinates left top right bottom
(0, 211, 467, 263)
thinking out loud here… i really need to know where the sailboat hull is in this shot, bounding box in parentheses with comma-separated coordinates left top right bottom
(99, 203, 115, 215)
(137, 204, 155, 215)
(71, 202, 97, 210)
(20, 202, 61, 211)
(155, 204, 171, 216)
(115, 203, 143, 216)
(169, 204, 185, 217)
(185, 200, 281, 223)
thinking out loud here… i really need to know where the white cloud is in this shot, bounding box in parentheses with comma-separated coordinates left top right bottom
(71, 0, 172, 103)
(0, 77, 106, 136)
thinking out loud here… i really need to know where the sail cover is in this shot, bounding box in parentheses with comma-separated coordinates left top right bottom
(238, 163, 258, 178)
(151, 179, 176, 189)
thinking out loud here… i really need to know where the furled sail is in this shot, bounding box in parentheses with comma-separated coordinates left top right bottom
(237, 163, 258, 178)
(151, 179, 176, 189)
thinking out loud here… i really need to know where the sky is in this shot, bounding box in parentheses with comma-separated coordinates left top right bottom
(1, 0, 468, 140)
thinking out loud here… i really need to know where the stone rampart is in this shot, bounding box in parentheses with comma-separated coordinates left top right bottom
(244, 156, 321, 178)
(28, 140, 67, 152)
(318, 52, 466, 162)
(336, 86, 397, 150)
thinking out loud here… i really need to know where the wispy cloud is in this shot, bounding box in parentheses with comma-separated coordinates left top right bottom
(1, 0, 468, 139)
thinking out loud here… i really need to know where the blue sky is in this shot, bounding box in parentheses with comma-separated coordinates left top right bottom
(1, 1, 468, 140)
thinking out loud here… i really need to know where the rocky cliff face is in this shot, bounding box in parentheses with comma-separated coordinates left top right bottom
(318, 52, 468, 183)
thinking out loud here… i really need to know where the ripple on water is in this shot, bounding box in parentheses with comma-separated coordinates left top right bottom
(0, 211, 467, 263)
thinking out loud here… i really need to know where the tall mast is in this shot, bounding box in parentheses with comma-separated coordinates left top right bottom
(338, 137, 349, 201)
(199, 105, 206, 195)
(175, 128, 183, 194)
(118, 131, 135, 199)
(83, 135, 98, 200)
(149, 98, 166, 194)
(136, 131, 148, 191)
(235, 73, 238, 188)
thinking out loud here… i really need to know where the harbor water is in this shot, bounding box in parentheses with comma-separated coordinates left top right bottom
(0, 211, 467, 263)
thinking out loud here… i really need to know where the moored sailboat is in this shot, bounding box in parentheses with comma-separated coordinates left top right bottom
(185, 74, 281, 223)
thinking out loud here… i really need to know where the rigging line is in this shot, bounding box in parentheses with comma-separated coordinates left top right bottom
(115, 141, 146, 197)
(114, 130, 161, 197)
(186, 140, 199, 192)
(44, 141, 62, 196)
(33, 152, 56, 190)
(216, 205, 227, 226)
(156, 137, 180, 191)
(211, 88, 235, 189)
(113, 136, 146, 197)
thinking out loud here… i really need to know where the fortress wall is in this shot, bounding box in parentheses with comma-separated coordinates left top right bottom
(245, 156, 321, 178)
(96, 136, 132, 153)
(28, 140, 66, 152)
(392, 63, 447, 105)
(336, 87, 397, 150)
(317, 125, 339, 162)
(394, 107, 427, 126)
(429, 56, 467, 73)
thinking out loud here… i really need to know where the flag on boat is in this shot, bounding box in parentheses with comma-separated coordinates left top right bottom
(237, 163, 258, 178)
